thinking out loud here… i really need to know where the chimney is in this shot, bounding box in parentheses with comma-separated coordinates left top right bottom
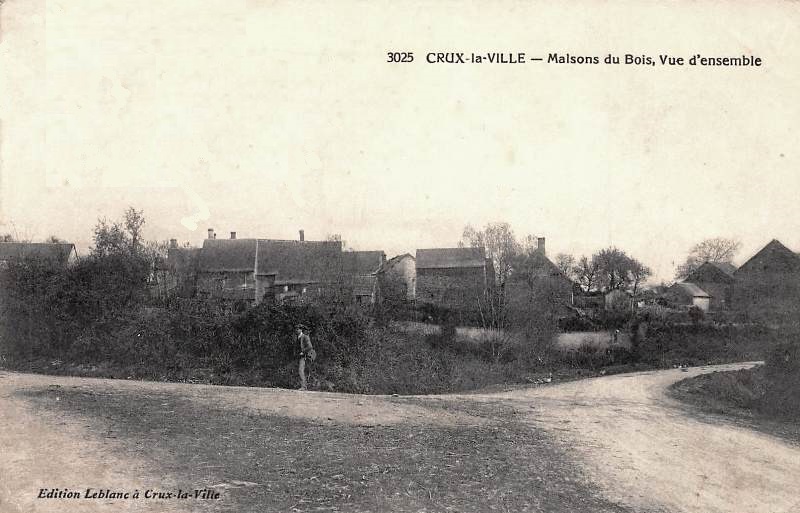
(299, 229, 305, 242)
(169, 238, 178, 249)
(230, 231, 236, 240)
(207, 228, 215, 240)
(537, 237, 546, 255)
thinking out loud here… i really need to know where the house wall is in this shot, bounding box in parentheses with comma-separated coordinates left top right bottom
(693, 296, 710, 312)
(416, 266, 487, 312)
(379, 257, 416, 303)
(694, 281, 732, 310)
(196, 271, 255, 299)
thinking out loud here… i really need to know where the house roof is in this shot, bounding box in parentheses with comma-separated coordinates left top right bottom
(379, 253, 414, 272)
(0, 242, 76, 265)
(685, 261, 737, 283)
(197, 238, 343, 283)
(416, 247, 487, 269)
(525, 250, 562, 277)
(671, 281, 711, 298)
(257, 240, 343, 282)
(735, 239, 800, 276)
(342, 250, 385, 276)
(709, 261, 737, 277)
(198, 239, 258, 272)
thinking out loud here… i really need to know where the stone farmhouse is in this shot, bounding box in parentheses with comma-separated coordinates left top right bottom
(415, 247, 494, 314)
(166, 229, 347, 305)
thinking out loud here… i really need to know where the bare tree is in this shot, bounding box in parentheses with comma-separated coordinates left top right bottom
(554, 253, 576, 279)
(628, 259, 652, 298)
(675, 237, 741, 279)
(459, 222, 521, 289)
(574, 255, 599, 292)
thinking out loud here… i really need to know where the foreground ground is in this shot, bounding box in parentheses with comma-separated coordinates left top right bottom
(1, 362, 798, 513)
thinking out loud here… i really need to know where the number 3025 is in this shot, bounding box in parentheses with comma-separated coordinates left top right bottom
(387, 52, 414, 63)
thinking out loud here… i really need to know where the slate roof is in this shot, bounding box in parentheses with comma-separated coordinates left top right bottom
(671, 282, 711, 298)
(342, 250, 385, 276)
(0, 242, 76, 266)
(416, 247, 487, 269)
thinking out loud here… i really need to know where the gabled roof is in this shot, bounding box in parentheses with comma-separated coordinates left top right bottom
(256, 240, 343, 282)
(197, 238, 343, 284)
(686, 261, 737, 283)
(0, 242, 76, 266)
(198, 239, 258, 272)
(670, 281, 711, 298)
(735, 239, 800, 276)
(709, 261, 737, 277)
(342, 250, 385, 276)
(525, 250, 562, 277)
(416, 247, 487, 269)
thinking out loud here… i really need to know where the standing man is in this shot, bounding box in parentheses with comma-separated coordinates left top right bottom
(296, 324, 315, 391)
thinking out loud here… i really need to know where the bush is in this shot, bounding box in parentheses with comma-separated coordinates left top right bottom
(761, 337, 800, 419)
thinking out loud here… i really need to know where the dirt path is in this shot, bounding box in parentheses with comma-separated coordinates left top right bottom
(457, 362, 800, 513)
(2, 363, 798, 513)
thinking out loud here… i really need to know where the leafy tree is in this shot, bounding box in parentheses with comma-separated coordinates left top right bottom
(593, 247, 651, 293)
(675, 237, 741, 280)
(46, 235, 68, 243)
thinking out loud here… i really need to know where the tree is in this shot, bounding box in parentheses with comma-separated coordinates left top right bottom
(628, 259, 652, 298)
(675, 237, 741, 280)
(92, 207, 147, 257)
(593, 247, 651, 293)
(46, 235, 68, 243)
(459, 222, 521, 288)
(574, 255, 599, 292)
(554, 253, 576, 280)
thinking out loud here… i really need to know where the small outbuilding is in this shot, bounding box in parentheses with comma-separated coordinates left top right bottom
(666, 282, 711, 312)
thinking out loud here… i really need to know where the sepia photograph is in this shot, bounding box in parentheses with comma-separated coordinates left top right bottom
(1, 1, 799, 512)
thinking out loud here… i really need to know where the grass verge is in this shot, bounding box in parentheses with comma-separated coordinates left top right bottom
(668, 368, 800, 445)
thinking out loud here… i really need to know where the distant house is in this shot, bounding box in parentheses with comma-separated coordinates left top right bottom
(415, 247, 493, 314)
(342, 250, 386, 305)
(507, 242, 574, 314)
(733, 239, 800, 316)
(665, 282, 711, 312)
(175, 229, 344, 304)
(683, 261, 737, 310)
(378, 253, 416, 304)
(0, 242, 77, 268)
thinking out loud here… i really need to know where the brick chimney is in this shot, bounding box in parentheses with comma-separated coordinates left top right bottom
(207, 228, 215, 240)
(169, 238, 178, 249)
(230, 231, 236, 240)
(537, 237, 546, 255)
(299, 229, 305, 242)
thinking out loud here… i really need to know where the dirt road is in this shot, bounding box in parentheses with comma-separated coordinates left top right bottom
(2, 362, 798, 513)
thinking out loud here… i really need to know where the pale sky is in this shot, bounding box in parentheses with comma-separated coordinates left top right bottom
(1, 0, 799, 282)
